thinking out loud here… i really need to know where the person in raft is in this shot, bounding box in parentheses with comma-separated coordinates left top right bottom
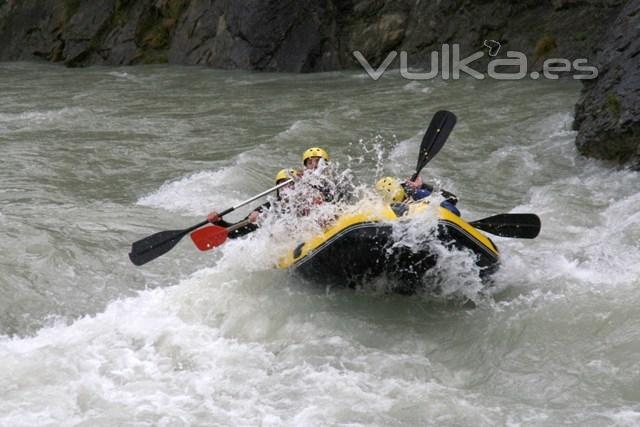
(375, 175, 461, 216)
(301, 147, 353, 204)
(206, 168, 298, 238)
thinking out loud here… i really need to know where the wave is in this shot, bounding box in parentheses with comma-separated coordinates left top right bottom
(402, 81, 433, 94)
(137, 168, 247, 216)
(275, 118, 338, 142)
(0, 107, 90, 128)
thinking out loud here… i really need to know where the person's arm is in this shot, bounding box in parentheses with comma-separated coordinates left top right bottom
(206, 202, 267, 239)
(403, 176, 431, 201)
(406, 176, 457, 204)
(227, 201, 272, 238)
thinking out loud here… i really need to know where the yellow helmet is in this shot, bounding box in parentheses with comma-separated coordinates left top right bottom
(375, 176, 406, 203)
(302, 147, 329, 165)
(275, 168, 298, 183)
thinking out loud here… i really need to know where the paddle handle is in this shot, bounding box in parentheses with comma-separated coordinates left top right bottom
(410, 157, 428, 181)
(410, 161, 427, 181)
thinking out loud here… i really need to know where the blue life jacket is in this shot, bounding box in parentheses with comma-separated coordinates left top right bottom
(410, 186, 461, 216)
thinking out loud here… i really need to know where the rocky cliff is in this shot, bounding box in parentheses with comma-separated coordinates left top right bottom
(0, 0, 636, 168)
(0, 0, 626, 71)
(573, 0, 640, 170)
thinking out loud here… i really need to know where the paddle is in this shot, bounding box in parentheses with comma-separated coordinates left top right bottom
(190, 219, 251, 251)
(411, 110, 457, 181)
(405, 112, 539, 239)
(470, 213, 541, 239)
(128, 178, 293, 266)
(129, 220, 209, 266)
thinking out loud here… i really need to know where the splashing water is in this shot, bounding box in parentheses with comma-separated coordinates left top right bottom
(2, 63, 639, 426)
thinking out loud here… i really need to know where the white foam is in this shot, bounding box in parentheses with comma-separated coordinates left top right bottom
(606, 409, 640, 427)
(535, 112, 575, 139)
(343, 136, 390, 181)
(402, 81, 433, 94)
(137, 168, 246, 216)
(0, 281, 268, 426)
(107, 71, 135, 80)
(0, 266, 498, 426)
(388, 201, 486, 301)
(388, 132, 421, 174)
(340, 107, 362, 120)
(275, 118, 336, 142)
(0, 107, 89, 127)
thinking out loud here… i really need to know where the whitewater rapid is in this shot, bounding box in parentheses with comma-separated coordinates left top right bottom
(1, 62, 639, 426)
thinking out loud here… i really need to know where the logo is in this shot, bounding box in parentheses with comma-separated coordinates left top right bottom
(483, 40, 501, 57)
(353, 43, 598, 81)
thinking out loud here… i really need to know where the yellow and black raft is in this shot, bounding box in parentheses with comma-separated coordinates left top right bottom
(278, 201, 500, 294)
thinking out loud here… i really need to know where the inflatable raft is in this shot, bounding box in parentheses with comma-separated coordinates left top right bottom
(278, 201, 499, 294)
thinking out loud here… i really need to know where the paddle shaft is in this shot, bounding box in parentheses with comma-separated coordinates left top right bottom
(217, 178, 292, 218)
(129, 178, 293, 265)
(141, 180, 291, 243)
(187, 178, 293, 230)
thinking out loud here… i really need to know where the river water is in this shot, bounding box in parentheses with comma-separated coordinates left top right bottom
(1, 62, 639, 426)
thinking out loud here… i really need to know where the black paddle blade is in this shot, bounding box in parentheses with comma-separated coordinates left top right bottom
(412, 110, 457, 179)
(129, 229, 189, 266)
(470, 213, 541, 239)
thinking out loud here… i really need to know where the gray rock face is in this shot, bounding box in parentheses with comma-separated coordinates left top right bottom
(0, 0, 628, 71)
(0, 0, 64, 61)
(573, 0, 640, 170)
(168, 0, 333, 72)
(0, 0, 337, 71)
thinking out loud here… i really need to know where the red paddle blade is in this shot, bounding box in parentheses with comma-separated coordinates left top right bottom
(190, 225, 229, 251)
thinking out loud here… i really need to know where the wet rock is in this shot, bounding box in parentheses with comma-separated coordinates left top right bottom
(0, 0, 627, 72)
(62, 0, 117, 66)
(0, 0, 334, 71)
(573, 0, 640, 169)
(348, 13, 407, 64)
(195, 0, 329, 72)
(0, 0, 64, 62)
